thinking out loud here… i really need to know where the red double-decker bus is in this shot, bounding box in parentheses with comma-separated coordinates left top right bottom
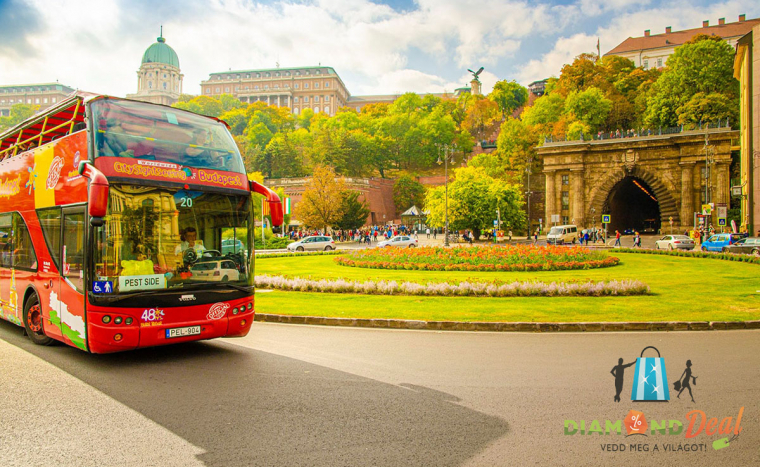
(0, 92, 282, 353)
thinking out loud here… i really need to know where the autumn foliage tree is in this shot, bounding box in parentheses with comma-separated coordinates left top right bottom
(295, 166, 346, 233)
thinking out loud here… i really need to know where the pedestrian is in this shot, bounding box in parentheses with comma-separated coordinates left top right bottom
(614, 230, 621, 247)
(534, 230, 538, 244)
(426, 228, 430, 239)
(584, 231, 590, 245)
(633, 231, 641, 248)
(508, 229, 512, 242)
(433, 229, 437, 239)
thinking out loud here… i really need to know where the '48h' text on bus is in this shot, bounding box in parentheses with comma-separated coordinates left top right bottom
(0, 93, 283, 353)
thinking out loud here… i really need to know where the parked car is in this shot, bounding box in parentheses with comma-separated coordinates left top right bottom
(221, 238, 246, 255)
(721, 237, 760, 256)
(546, 225, 578, 245)
(700, 233, 747, 252)
(654, 235, 695, 250)
(378, 236, 418, 248)
(190, 259, 240, 282)
(287, 235, 336, 252)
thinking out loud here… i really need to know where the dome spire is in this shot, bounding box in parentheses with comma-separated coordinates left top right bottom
(157, 25, 165, 43)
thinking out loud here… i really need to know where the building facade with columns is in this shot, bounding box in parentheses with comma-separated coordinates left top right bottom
(539, 128, 738, 234)
(126, 32, 184, 106)
(0, 83, 75, 117)
(734, 22, 760, 235)
(605, 14, 759, 70)
(201, 66, 350, 116)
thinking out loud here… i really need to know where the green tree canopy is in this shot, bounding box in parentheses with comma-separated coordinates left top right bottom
(488, 80, 529, 118)
(334, 191, 371, 230)
(644, 35, 739, 127)
(393, 174, 426, 214)
(424, 166, 525, 239)
(0, 103, 39, 132)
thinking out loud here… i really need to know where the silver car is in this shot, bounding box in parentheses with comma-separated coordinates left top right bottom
(654, 235, 695, 250)
(378, 235, 418, 248)
(287, 235, 336, 252)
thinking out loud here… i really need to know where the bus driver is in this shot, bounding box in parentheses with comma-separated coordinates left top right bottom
(175, 227, 205, 257)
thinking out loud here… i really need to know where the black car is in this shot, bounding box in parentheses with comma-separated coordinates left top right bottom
(721, 237, 760, 256)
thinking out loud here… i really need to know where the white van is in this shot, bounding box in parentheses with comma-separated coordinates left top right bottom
(546, 225, 578, 245)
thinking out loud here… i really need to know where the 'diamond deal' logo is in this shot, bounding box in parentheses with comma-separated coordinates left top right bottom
(624, 410, 648, 436)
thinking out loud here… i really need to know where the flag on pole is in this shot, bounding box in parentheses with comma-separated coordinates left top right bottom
(262, 199, 270, 216)
(596, 37, 600, 59)
(284, 197, 291, 215)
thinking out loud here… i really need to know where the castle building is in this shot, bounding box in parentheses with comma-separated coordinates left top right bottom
(126, 31, 184, 106)
(605, 15, 760, 70)
(0, 83, 76, 117)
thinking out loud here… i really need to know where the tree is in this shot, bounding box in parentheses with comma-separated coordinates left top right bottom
(489, 80, 529, 118)
(644, 35, 739, 127)
(461, 96, 499, 141)
(393, 174, 426, 214)
(424, 167, 525, 239)
(173, 95, 223, 117)
(295, 166, 346, 232)
(334, 191, 370, 230)
(0, 103, 39, 132)
(564, 87, 612, 132)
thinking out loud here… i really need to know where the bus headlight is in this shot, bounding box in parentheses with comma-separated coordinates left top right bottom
(102, 315, 112, 324)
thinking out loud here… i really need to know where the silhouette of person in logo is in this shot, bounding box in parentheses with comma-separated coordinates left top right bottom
(677, 360, 697, 402)
(611, 358, 636, 402)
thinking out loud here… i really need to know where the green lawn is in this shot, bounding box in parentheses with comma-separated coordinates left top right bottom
(252, 253, 760, 322)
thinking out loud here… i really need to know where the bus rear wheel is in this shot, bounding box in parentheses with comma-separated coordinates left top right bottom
(24, 295, 54, 346)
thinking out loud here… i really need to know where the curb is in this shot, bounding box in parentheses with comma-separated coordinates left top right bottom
(254, 314, 760, 332)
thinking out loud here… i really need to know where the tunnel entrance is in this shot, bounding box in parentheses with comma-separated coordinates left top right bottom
(603, 176, 660, 234)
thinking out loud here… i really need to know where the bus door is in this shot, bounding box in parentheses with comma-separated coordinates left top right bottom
(57, 207, 88, 351)
(0, 214, 11, 320)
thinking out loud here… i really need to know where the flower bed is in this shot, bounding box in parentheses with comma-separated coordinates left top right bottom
(334, 245, 619, 272)
(255, 275, 649, 297)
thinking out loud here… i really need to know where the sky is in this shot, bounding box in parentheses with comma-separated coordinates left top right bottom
(1, 0, 758, 98)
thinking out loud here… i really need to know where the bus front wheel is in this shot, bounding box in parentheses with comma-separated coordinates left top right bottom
(23, 295, 54, 346)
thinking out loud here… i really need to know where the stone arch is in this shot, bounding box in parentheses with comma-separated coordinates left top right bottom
(586, 165, 680, 229)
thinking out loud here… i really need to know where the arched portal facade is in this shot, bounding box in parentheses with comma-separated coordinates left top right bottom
(539, 128, 738, 233)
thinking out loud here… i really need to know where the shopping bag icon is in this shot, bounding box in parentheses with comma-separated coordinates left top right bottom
(631, 346, 670, 401)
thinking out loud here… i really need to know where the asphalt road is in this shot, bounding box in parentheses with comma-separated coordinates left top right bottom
(1, 321, 758, 466)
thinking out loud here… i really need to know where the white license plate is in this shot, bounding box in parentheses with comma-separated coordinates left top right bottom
(165, 325, 201, 339)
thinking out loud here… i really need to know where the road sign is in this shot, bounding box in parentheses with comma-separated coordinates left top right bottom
(602, 214, 611, 224)
(732, 186, 742, 197)
(717, 205, 727, 219)
(493, 220, 498, 226)
(718, 218, 726, 226)
(538, 218, 542, 224)
(551, 214, 560, 223)
(702, 204, 712, 215)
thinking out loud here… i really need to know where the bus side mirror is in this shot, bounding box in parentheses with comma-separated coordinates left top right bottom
(78, 161, 110, 226)
(249, 180, 284, 226)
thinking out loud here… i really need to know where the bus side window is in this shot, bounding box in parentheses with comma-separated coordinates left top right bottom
(12, 213, 37, 270)
(0, 214, 12, 268)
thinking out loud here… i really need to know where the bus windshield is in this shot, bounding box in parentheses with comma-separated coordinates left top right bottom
(90, 98, 244, 173)
(92, 184, 252, 295)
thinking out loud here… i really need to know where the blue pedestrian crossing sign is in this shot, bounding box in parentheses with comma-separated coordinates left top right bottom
(602, 214, 611, 224)
(718, 218, 726, 226)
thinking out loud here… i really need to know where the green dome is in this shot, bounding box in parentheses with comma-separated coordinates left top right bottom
(141, 35, 179, 68)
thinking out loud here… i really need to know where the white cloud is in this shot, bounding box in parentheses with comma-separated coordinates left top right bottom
(516, 33, 597, 85)
(0, 0, 568, 97)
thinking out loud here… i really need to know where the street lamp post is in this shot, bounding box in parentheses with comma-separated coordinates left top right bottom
(704, 133, 715, 231)
(437, 144, 456, 247)
(525, 157, 533, 240)
(591, 207, 596, 242)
